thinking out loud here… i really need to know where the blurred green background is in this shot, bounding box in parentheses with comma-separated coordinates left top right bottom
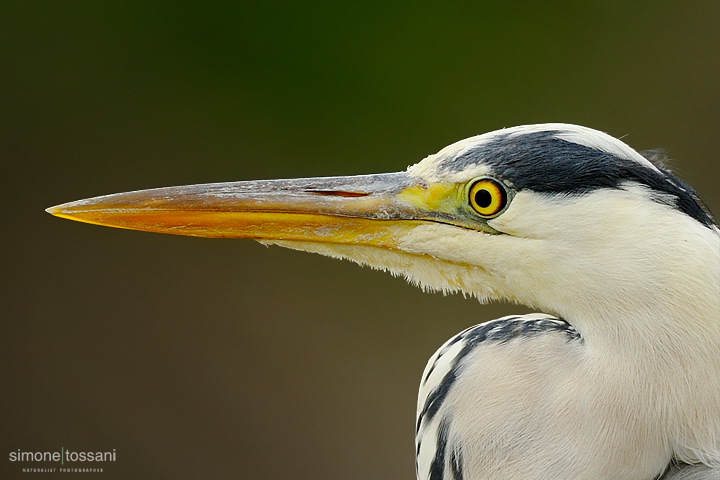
(2, 1, 719, 479)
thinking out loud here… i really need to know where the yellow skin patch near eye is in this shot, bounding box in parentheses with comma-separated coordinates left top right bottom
(469, 179, 506, 217)
(396, 183, 462, 214)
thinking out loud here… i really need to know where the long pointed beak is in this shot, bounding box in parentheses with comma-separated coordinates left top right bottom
(46, 172, 459, 250)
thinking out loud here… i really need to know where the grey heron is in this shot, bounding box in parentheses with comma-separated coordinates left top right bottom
(47, 124, 720, 480)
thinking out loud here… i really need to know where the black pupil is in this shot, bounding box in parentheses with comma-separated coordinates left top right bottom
(474, 188, 493, 208)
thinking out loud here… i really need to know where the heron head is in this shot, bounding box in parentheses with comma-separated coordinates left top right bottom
(47, 124, 718, 319)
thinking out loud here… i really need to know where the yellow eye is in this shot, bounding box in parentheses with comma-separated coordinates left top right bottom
(468, 179, 507, 217)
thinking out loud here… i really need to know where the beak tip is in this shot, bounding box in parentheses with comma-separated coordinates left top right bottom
(46, 205, 61, 216)
(46, 203, 82, 220)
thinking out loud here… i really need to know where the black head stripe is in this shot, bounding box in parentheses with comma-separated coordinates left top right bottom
(439, 130, 715, 228)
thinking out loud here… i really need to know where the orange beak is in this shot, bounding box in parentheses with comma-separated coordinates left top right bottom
(46, 172, 463, 250)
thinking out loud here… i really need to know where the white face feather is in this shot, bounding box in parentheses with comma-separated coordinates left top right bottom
(408, 137, 492, 183)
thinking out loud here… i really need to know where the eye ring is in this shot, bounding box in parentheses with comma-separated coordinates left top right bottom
(468, 178, 508, 217)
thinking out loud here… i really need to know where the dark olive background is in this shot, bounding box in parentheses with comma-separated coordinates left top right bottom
(2, 2, 719, 479)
